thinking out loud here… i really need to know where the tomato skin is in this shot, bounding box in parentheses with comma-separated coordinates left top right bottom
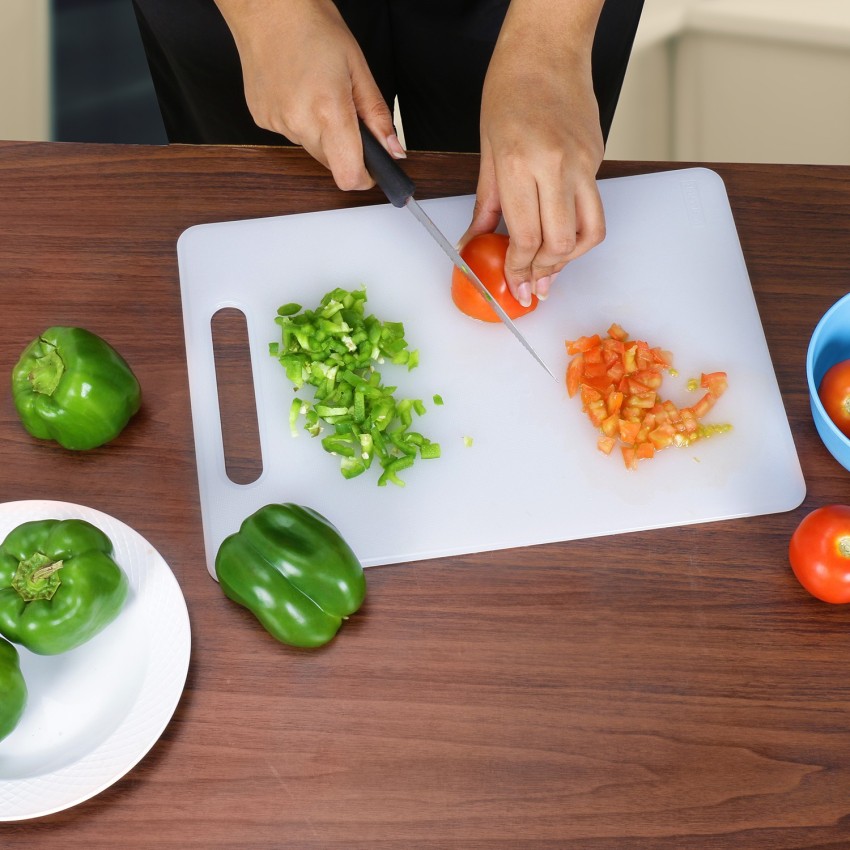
(818, 360, 850, 438)
(789, 505, 850, 603)
(451, 233, 538, 323)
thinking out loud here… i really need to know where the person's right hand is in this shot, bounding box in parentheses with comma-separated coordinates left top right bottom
(214, 0, 405, 190)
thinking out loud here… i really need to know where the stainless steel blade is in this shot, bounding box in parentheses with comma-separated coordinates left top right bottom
(404, 198, 557, 380)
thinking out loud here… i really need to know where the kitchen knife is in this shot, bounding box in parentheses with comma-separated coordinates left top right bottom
(357, 121, 556, 379)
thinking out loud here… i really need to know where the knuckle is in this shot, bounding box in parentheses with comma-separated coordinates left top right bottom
(334, 168, 370, 191)
(505, 257, 530, 278)
(311, 95, 340, 126)
(360, 99, 392, 126)
(586, 220, 607, 246)
(508, 230, 540, 257)
(546, 233, 578, 258)
(246, 104, 274, 133)
(498, 149, 527, 178)
(504, 251, 532, 280)
(532, 261, 561, 278)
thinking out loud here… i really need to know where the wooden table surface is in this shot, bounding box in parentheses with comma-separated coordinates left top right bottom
(2, 142, 850, 849)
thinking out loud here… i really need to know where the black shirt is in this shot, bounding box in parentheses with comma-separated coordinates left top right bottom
(132, 0, 644, 150)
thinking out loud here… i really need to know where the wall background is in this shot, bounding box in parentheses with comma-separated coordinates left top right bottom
(0, 0, 50, 141)
(606, 0, 850, 165)
(0, 0, 848, 165)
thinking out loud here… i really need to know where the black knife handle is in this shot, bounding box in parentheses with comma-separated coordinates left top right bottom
(358, 120, 415, 208)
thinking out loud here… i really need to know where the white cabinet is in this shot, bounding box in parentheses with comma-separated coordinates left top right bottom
(607, 0, 850, 165)
(0, 0, 50, 141)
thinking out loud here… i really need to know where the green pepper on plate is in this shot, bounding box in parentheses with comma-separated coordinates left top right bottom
(0, 518, 129, 655)
(0, 636, 26, 743)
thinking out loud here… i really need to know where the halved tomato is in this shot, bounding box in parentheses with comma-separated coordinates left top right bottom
(451, 233, 538, 323)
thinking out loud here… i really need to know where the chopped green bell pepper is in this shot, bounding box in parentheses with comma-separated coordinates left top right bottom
(270, 287, 440, 485)
(0, 636, 26, 743)
(215, 503, 366, 648)
(12, 326, 141, 450)
(0, 519, 129, 655)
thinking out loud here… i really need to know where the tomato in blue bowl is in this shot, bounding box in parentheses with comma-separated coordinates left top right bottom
(807, 292, 850, 472)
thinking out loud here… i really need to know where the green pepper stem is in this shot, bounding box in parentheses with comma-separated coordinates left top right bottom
(12, 552, 64, 602)
(28, 342, 65, 396)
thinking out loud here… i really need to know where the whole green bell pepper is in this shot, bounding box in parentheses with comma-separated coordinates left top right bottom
(0, 636, 26, 743)
(11, 326, 141, 450)
(0, 518, 129, 655)
(215, 503, 366, 648)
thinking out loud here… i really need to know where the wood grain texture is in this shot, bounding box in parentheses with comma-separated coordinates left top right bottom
(2, 142, 850, 849)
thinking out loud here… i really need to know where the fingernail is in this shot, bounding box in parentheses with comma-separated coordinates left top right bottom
(387, 134, 407, 159)
(516, 281, 532, 307)
(534, 273, 555, 301)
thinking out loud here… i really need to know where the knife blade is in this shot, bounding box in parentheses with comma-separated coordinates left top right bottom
(357, 121, 557, 380)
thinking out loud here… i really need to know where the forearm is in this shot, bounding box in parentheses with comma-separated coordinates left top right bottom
(212, 0, 337, 51)
(469, 0, 608, 300)
(213, 0, 274, 39)
(211, 0, 396, 189)
(495, 0, 604, 68)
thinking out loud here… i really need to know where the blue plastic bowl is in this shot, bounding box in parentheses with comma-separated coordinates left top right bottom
(807, 292, 850, 472)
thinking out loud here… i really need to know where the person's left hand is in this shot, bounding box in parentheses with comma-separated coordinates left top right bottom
(458, 0, 607, 307)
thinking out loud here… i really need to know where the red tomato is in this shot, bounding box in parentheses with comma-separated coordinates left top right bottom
(818, 359, 850, 438)
(451, 233, 538, 323)
(789, 505, 850, 603)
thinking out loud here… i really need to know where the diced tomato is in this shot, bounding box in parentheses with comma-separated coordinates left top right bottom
(597, 435, 616, 455)
(580, 385, 603, 405)
(628, 391, 657, 409)
(606, 362, 625, 383)
(564, 323, 730, 470)
(565, 334, 602, 355)
(602, 337, 625, 359)
(583, 375, 616, 395)
(635, 341, 653, 371)
(621, 446, 638, 470)
(581, 385, 607, 427)
(651, 348, 674, 368)
(566, 353, 584, 398)
(680, 408, 699, 434)
(584, 345, 603, 364)
(606, 391, 624, 416)
(634, 369, 662, 389)
(607, 323, 628, 342)
(583, 360, 608, 379)
(636, 442, 655, 460)
(663, 400, 681, 424)
(701, 371, 728, 396)
(601, 413, 619, 438)
(690, 392, 716, 419)
(649, 425, 675, 449)
(618, 418, 641, 445)
(627, 377, 651, 395)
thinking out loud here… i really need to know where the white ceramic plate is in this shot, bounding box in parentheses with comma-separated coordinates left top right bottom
(0, 501, 191, 821)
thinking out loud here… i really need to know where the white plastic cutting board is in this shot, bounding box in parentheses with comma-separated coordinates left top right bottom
(177, 167, 805, 577)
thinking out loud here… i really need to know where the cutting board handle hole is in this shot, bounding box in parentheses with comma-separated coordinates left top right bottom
(211, 307, 263, 485)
